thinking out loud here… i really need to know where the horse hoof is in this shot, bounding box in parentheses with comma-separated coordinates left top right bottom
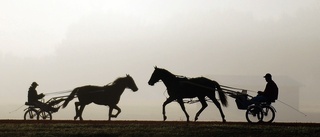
(195, 117, 198, 122)
(223, 119, 227, 123)
(163, 116, 167, 121)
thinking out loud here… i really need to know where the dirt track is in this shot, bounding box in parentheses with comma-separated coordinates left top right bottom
(0, 120, 319, 127)
(1, 120, 319, 137)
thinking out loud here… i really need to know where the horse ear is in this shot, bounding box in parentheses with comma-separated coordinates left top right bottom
(154, 66, 157, 69)
(126, 74, 129, 77)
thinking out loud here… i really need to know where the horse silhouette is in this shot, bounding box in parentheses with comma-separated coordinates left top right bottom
(62, 74, 138, 121)
(148, 67, 228, 122)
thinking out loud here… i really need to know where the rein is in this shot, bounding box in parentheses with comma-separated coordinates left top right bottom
(44, 90, 73, 96)
(220, 85, 257, 93)
(180, 81, 216, 92)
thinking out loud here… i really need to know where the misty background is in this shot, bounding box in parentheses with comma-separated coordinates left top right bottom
(1, 0, 319, 122)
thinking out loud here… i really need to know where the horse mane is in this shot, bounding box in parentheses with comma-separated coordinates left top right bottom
(159, 68, 188, 79)
(157, 68, 175, 77)
(104, 76, 127, 87)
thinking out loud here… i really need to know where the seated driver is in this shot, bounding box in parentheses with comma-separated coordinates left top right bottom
(251, 73, 279, 103)
(28, 82, 59, 112)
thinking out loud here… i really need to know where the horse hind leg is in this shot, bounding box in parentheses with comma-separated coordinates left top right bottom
(77, 104, 86, 121)
(177, 99, 190, 122)
(74, 102, 80, 120)
(194, 98, 208, 122)
(208, 95, 226, 122)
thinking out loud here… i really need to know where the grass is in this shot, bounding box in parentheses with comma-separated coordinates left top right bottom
(0, 121, 319, 137)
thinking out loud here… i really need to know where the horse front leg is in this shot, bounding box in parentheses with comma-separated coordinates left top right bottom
(108, 105, 121, 120)
(162, 97, 175, 121)
(112, 105, 121, 118)
(177, 99, 190, 122)
(108, 106, 114, 121)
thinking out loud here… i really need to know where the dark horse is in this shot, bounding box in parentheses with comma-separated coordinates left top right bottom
(62, 75, 138, 121)
(148, 67, 228, 122)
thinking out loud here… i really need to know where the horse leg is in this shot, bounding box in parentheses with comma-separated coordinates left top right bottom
(74, 102, 80, 120)
(108, 105, 121, 121)
(194, 97, 208, 122)
(162, 97, 175, 121)
(108, 106, 114, 121)
(112, 105, 121, 118)
(208, 95, 226, 122)
(78, 105, 86, 121)
(177, 99, 190, 122)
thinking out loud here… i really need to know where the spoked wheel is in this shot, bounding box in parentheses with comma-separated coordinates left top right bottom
(24, 109, 38, 120)
(261, 105, 275, 123)
(246, 105, 263, 124)
(37, 110, 52, 120)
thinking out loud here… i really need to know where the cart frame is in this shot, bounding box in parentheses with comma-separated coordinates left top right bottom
(24, 95, 68, 120)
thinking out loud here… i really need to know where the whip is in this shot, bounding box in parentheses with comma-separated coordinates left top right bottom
(276, 99, 307, 116)
(9, 104, 25, 114)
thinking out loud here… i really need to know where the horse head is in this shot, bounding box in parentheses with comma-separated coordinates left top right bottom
(148, 66, 163, 86)
(125, 74, 138, 92)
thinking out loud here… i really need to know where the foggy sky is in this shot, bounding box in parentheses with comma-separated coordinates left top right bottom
(1, 0, 320, 122)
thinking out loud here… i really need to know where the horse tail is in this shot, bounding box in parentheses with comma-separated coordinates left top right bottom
(215, 82, 228, 107)
(62, 88, 78, 108)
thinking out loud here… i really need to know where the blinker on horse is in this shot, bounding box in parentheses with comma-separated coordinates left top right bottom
(62, 74, 138, 121)
(148, 67, 228, 122)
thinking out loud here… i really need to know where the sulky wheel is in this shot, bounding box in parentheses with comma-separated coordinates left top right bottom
(37, 110, 52, 120)
(246, 105, 263, 124)
(260, 105, 275, 123)
(24, 109, 38, 120)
